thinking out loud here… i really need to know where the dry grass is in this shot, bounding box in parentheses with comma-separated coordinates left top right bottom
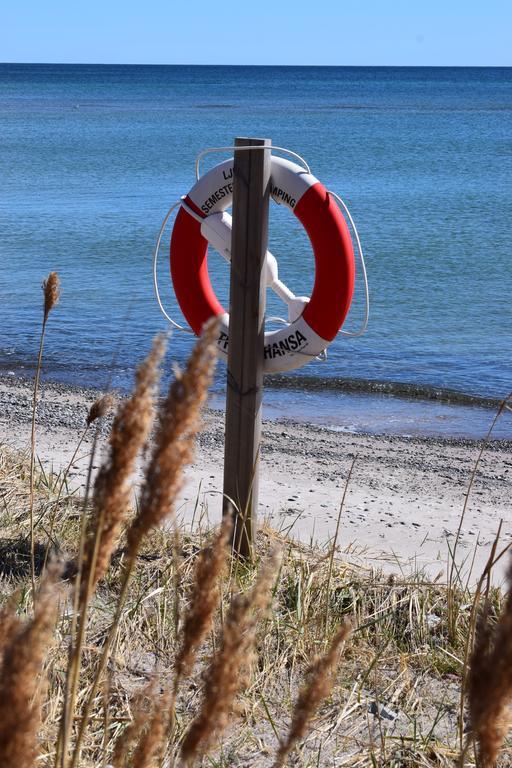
(30, 271, 61, 594)
(2, 437, 512, 766)
(1, 280, 512, 765)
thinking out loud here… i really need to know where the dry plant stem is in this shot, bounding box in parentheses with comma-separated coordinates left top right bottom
(60, 504, 107, 768)
(447, 393, 511, 635)
(61, 408, 126, 766)
(174, 516, 232, 687)
(43, 424, 90, 572)
(110, 683, 153, 768)
(0, 602, 23, 662)
(82, 336, 166, 596)
(45, 394, 115, 572)
(0, 563, 62, 768)
(57, 429, 102, 768)
(131, 689, 171, 768)
(169, 518, 231, 747)
(102, 673, 111, 768)
(457, 537, 511, 767)
(52, 394, 114, 515)
(324, 457, 356, 633)
(29, 272, 60, 600)
(61, 339, 165, 768)
(172, 524, 181, 648)
(167, 526, 183, 756)
(111, 679, 161, 768)
(273, 620, 352, 768)
(29, 318, 47, 597)
(69, 557, 135, 768)
(72, 326, 218, 767)
(180, 549, 281, 765)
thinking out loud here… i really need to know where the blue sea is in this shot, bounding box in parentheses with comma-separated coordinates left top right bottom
(1, 64, 511, 438)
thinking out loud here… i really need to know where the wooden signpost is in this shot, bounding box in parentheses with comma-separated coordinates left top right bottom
(222, 137, 271, 559)
(167, 136, 359, 559)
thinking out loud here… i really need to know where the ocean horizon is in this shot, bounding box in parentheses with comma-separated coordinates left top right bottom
(1, 63, 511, 437)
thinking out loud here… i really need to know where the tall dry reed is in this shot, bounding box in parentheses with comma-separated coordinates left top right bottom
(80, 335, 166, 599)
(174, 515, 231, 686)
(86, 393, 116, 427)
(130, 689, 170, 768)
(60, 337, 165, 768)
(44, 393, 117, 572)
(273, 619, 352, 767)
(43, 272, 61, 321)
(126, 318, 219, 560)
(0, 602, 23, 664)
(30, 271, 61, 594)
(0, 562, 62, 768)
(468, 562, 512, 766)
(69, 323, 218, 768)
(110, 684, 155, 768)
(110, 680, 169, 768)
(180, 549, 281, 765)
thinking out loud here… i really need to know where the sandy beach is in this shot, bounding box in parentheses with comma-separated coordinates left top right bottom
(1, 374, 511, 583)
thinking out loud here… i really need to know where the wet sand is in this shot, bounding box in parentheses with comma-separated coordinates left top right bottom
(1, 374, 511, 583)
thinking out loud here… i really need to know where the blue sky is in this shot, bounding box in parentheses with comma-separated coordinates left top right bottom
(1, 0, 509, 66)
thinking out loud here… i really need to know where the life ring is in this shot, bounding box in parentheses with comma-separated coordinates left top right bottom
(170, 156, 355, 374)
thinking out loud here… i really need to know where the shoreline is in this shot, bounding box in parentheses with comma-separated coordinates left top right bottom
(2, 370, 511, 441)
(1, 373, 511, 583)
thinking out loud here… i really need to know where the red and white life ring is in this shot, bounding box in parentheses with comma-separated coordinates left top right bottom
(170, 156, 355, 373)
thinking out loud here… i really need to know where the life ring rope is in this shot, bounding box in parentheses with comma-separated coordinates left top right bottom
(328, 191, 369, 338)
(152, 198, 194, 333)
(195, 144, 311, 182)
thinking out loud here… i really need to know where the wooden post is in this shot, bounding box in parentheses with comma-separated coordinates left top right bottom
(222, 137, 271, 559)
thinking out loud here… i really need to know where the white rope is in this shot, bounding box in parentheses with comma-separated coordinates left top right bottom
(152, 199, 194, 333)
(328, 190, 369, 338)
(195, 145, 311, 180)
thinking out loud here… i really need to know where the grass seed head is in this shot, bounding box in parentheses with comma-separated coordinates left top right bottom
(0, 562, 62, 768)
(469, 561, 512, 766)
(86, 393, 116, 426)
(42, 271, 60, 321)
(111, 681, 169, 768)
(126, 319, 218, 559)
(81, 335, 165, 598)
(274, 619, 352, 768)
(131, 689, 170, 768)
(0, 603, 23, 666)
(111, 693, 150, 768)
(180, 548, 281, 765)
(175, 515, 232, 684)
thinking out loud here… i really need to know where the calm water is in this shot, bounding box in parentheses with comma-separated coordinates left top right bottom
(1, 64, 511, 436)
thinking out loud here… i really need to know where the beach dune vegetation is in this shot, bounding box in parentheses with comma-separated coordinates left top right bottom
(0, 274, 511, 766)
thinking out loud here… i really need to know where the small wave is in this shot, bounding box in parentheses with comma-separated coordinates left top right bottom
(323, 104, 512, 113)
(263, 374, 506, 410)
(193, 103, 236, 109)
